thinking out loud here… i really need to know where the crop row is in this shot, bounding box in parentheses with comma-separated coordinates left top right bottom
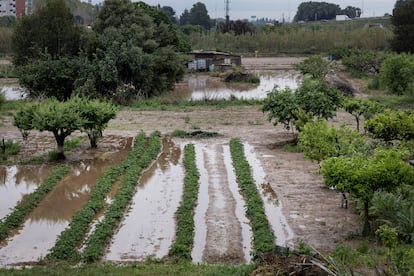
(0, 165, 70, 242)
(81, 131, 162, 263)
(229, 138, 276, 258)
(168, 144, 200, 262)
(47, 132, 148, 262)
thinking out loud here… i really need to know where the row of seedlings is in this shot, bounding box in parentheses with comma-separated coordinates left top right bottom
(81, 131, 162, 262)
(168, 144, 200, 262)
(47, 132, 148, 262)
(0, 165, 70, 242)
(229, 138, 277, 258)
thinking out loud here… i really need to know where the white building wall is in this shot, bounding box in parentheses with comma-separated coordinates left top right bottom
(0, 0, 16, 16)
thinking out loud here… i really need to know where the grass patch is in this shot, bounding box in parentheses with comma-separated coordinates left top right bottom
(229, 138, 276, 257)
(171, 129, 219, 138)
(369, 94, 414, 110)
(0, 263, 255, 276)
(46, 132, 147, 262)
(0, 165, 70, 242)
(81, 132, 161, 263)
(169, 144, 200, 261)
(0, 139, 20, 160)
(282, 143, 301, 153)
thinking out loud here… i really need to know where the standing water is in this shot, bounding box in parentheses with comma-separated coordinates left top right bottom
(105, 138, 185, 262)
(243, 143, 295, 248)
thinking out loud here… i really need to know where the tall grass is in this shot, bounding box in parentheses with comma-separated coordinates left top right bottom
(0, 27, 12, 56)
(189, 23, 392, 55)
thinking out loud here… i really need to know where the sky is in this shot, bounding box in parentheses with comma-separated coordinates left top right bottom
(140, 0, 395, 22)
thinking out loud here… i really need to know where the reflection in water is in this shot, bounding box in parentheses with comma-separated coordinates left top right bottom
(0, 165, 54, 220)
(173, 71, 301, 101)
(0, 137, 132, 266)
(243, 143, 294, 248)
(105, 138, 184, 262)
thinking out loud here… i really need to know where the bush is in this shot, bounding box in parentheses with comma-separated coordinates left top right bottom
(379, 54, 414, 95)
(294, 55, 330, 79)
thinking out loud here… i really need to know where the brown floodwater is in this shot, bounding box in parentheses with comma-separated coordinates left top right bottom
(243, 143, 295, 248)
(173, 71, 301, 101)
(191, 141, 252, 264)
(0, 165, 54, 220)
(0, 136, 132, 266)
(104, 138, 184, 262)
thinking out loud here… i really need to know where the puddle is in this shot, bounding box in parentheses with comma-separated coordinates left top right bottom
(243, 143, 295, 248)
(0, 165, 54, 220)
(105, 138, 184, 262)
(192, 142, 251, 264)
(0, 86, 26, 101)
(174, 71, 301, 101)
(0, 137, 132, 266)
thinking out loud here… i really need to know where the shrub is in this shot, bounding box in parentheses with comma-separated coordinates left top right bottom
(379, 54, 414, 95)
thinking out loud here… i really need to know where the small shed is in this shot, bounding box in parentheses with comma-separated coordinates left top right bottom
(188, 50, 242, 71)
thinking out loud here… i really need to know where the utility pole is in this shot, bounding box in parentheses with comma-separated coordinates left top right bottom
(225, 0, 230, 24)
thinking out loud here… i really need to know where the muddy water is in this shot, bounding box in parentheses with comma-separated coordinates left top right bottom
(243, 143, 295, 248)
(0, 137, 132, 266)
(175, 71, 301, 101)
(105, 138, 184, 262)
(0, 165, 54, 220)
(192, 142, 252, 264)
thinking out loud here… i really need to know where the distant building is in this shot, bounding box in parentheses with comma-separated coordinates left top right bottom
(335, 15, 351, 21)
(25, 0, 33, 15)
(0, 0, 25, 18)
(188, 50, 242, 71)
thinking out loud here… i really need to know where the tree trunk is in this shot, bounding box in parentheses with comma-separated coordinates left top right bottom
(356, 116, 360, 133)
(53, 131, 66, 160)
(87, 130, 101, 148)
(362, 200, 371, 236)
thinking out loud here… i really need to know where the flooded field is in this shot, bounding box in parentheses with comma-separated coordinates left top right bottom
(0, 137, 132, 266)
(174, 70, 301, 101)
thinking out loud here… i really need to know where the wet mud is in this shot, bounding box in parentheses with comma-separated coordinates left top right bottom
(105, 138, 184, 262)
(192, 141, 250, 264)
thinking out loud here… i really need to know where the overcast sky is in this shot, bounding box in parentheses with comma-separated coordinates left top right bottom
(140, 0, 394, 22)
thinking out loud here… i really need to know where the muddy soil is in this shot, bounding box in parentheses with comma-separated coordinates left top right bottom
(0, 57, 363, 263)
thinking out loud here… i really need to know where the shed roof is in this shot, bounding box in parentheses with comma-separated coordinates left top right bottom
(189, 50, 240, 57)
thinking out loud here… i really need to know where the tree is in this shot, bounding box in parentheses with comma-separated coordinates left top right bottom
(188, 2, 211, 29)
(343, 98, 383, 132)
(294, 1, 341, 22)
(391, 0, 414, 53)
(262, 87, 298, 130)
(341, 6, 361, 18)
(364, 109, 414, 142)
(294, 55, 330, 79)
(299, 119, 366, 162)
(263, 78, 342, 132)
(76, 0, 187, 100)
(159, 6, 177, 24)
(320, 148, 414, 235)
(13, 97, 117, 159)
(379, 54, 414, 95)
(179, 9, 190, 26)
(12, 0, 82, 66)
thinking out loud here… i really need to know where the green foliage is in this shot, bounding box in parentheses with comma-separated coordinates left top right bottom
(82, 132, 161, 262)
(0, 165, 69, 242)
(0, 263, 255, 275)
(230, 138, 276, 257)
(47, 132, 147, 262)
(188, 2, 210, 29)
(76, 0, 187, 101)
(342, 97, 384, 131)
(298, 119, 366, 162)
(391, 0, 414, 53)
(320, 148, 414, 235)
(294, 1, 341, 21)
(0, 63, 15, 78)
(0, 28, 13, 56)
(12, 0, 82, 66)
(262, 87, 297, 130)
(0, 139, 20, 160)
(379, 53, 414, 95)
(376, 224, 398, 248)
(341, 49, 387, 76)
(169, 144, 200, 261)
(364, 109, 414, 142)
(16, 55, 78, 100)
(294, 55, 330, 79)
